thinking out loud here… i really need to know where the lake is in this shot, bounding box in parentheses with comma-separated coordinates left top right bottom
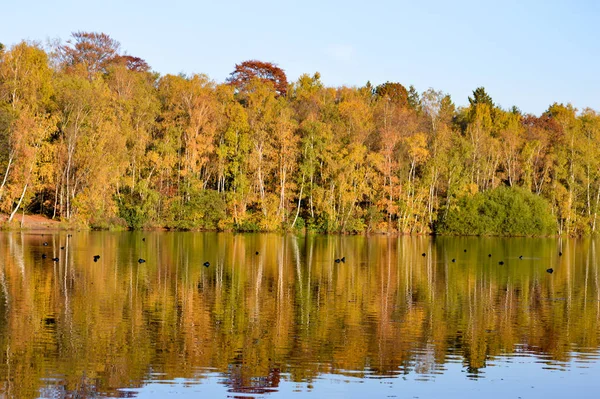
(0, 232, 599, 398)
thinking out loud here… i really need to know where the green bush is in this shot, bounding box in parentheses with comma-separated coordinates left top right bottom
(116, 185, 159, 230)
(436, 186, 556, 236)
(89, 216, 129, 231)
(168, 188, 226, 230)
(292, 216, 305, 231)
(235, 219, 261, 232)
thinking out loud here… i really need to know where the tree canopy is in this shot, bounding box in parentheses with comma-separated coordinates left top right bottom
(227, 60, 288, 96)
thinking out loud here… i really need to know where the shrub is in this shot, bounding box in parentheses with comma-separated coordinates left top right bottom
(168, 188, 226, 230)
(436, 186, 556, 236)
(116, 185, 159, 230)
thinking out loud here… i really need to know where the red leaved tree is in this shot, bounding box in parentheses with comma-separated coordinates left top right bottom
(227, 60, 288, 96)
(57, 32, 150, 76)
(110, 55, 150, 72)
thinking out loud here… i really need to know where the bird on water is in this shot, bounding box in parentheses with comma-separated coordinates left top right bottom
(499, 261, 504, 265)
(93, 255, 100, 262)
(203, 261, 210, 267)
(546, 268, 554, 274)
(138, 258, 146, 263)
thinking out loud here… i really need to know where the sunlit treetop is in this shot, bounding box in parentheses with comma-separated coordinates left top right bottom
(227, 60, 288, 96)
(374, 82, 408, 107)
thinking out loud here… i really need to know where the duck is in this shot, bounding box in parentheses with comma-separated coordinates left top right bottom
(546, 268, 554, 274)
(203, 261, 210, 267)
(52, 257, 59, 262)
(498, 261, 504, 265)
(138, 258, 146, 263)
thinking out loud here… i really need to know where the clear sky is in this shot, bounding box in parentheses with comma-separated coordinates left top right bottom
(2, 0, 598, 115)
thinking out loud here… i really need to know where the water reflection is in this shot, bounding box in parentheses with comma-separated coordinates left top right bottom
(0, 232, 599, 398)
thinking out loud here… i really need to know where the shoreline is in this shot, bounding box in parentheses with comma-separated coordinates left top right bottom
(0, 213, 62, 230)
(0, 215, 572, 238)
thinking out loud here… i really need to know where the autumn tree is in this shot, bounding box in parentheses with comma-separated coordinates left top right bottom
(52, 71, 126, 221)
(420, 89, 455, 226)
(461, 88, 498, 191)
(0, 42, 55, 220)
(579, 109, 600, 232)
(57, 32, 120, 75)
(545, 103, 581, 234)
(158, 74, 218, 189)
(243, 78, 280, 223)
(373, 86, 414, 230)
(496, 109, 524, 187)
(521, 114, 557, 195)
(110, 55, 150, 72)
(56, 32, 150, 79)
(374, 82, 409, 107)
(227, 60, 288, 96)
(214, 84, 251, 226)
(289, 73, 332, 227)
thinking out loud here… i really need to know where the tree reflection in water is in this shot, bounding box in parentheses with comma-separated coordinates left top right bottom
(0, 232, 598, 398)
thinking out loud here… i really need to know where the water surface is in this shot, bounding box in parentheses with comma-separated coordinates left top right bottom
(0, 232, 599, 398)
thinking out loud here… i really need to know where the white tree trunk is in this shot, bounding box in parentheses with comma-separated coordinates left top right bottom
(0, 155, 14, 202)
(8, 182, 28, 223)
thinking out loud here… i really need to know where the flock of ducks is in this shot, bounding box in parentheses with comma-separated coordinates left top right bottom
(37, 237, 264, 269)
(421, 249, 558, 274)
(36, 236, 561, 274)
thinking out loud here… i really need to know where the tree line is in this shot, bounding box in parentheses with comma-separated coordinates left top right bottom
(1, 32, 599, 235)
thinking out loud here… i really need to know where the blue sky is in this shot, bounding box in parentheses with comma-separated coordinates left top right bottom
(2, 0, 598, 115)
